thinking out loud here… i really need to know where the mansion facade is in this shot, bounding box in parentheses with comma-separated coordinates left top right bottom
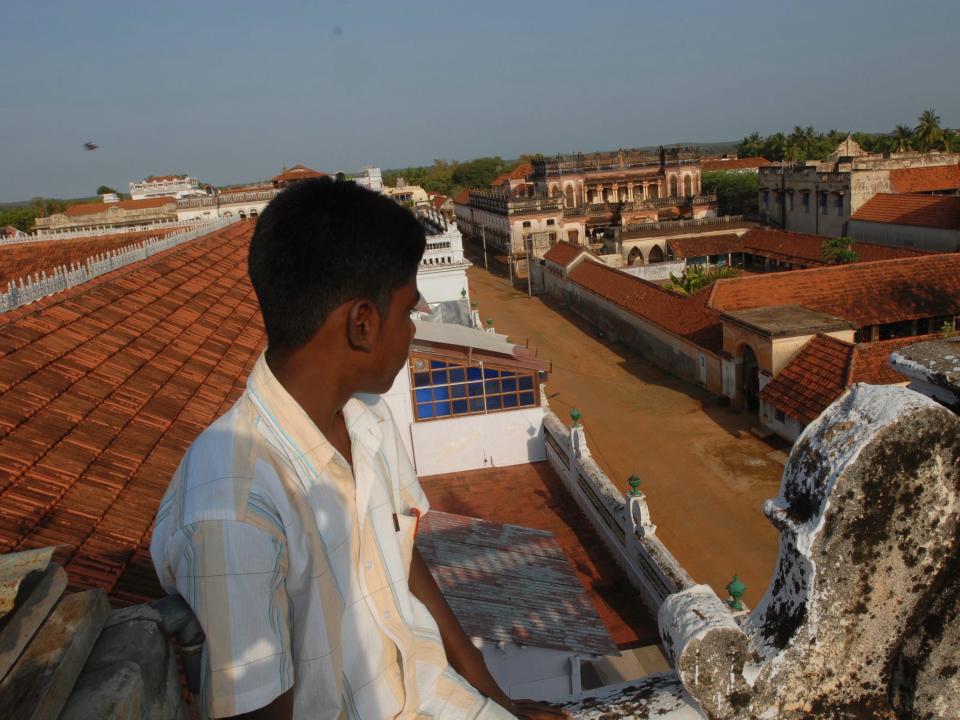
(455, 147, 717, 280)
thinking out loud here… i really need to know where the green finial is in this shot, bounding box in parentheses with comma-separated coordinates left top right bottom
(486, 317, 494, 327)
(628, 475, 642, 496)
(726, 574, 746, 611)
(461, 288, 467, 298)
(570, 408, 582, 426)
(471, 301, 478, 309)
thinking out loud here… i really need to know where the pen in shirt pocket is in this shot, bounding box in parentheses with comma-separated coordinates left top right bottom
(392, 508, 422, 536)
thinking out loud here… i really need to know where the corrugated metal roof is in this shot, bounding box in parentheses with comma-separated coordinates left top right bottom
(417, 510, 618, 657)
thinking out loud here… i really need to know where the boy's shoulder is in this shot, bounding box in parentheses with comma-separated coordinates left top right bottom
(165, 396, 285, 529)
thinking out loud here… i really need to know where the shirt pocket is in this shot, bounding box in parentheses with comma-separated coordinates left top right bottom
(395, 511, 418, 576)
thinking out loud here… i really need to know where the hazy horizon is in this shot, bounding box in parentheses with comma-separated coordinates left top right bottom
(3, 0, 959, 202)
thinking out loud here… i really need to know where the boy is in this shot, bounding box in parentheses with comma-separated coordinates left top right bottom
(151, 180, 565, 719)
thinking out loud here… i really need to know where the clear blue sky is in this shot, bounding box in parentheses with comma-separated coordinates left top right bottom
(2, 0, 958, 201)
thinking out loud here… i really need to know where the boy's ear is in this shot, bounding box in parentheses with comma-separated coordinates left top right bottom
(346, 299, 381, 352)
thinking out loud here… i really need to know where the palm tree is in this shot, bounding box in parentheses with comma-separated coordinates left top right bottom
(893, 125, 915, 152)
(915, 109, 945, 151)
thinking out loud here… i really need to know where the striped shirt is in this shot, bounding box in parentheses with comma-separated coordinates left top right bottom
(151, 353, 515, 719)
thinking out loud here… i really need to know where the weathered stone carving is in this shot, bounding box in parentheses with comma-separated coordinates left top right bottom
(567, 382, 960, 719)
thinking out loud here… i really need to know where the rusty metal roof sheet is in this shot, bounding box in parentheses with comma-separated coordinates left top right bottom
(417, 510, 618, 657)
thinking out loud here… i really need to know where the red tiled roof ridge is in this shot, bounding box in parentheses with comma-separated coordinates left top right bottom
(0, 220, 264, 603)
(543, 242, 585, 267)
(850, 193, 960, 229)
(0, 222, 251, 335)
(64, 197, 176, 216)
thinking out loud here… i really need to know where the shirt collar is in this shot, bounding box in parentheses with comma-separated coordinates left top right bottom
(246, 352, 384, 471)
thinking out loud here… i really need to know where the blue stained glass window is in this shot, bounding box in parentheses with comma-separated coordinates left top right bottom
(449, 367, 465, 383)
(519, 392, 535, 406)
(451, 384, 467, 398)
(469, 397, 484, 412)
(414, 372, 430, 387)
(415, 388, 432, 403)
(431, 360, 447, 369)
(452, 400, 468, 414)
(487, 395, 502, 410)
(519, 376, 534, 391)
(432, 386, 450, 401)
(503, 394, 518, 408)
(501, 370, 515, 378)
(417, 403, 434, 418)
(468, 382, 483, 397)
(467, 367, 483, 381)
(483, 367, 499, 379)
(502, 377, 517, 392)
(485, 380, 501, 394)
(434, 401, 452, 417)
(432, 369, 448, 384)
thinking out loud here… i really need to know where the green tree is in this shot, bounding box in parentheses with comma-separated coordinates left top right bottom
(821, 236, 859, 264)
(892, 125, 915, 152)
(669, 264, 740, 295)
(737, 132, 763, 158)
(701, 170, 759, 215)
(915, 109, 945, 151)
(96, 185, 119, 195)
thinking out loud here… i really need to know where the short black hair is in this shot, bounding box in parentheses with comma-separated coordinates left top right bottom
(248, 178, 425, 350)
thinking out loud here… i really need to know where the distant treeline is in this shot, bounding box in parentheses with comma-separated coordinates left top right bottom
(738, 109, 957, 162)
(0, 198, 93, 233)
(382, 156, 524, 197)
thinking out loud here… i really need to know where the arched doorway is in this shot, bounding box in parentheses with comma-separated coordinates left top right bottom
(239, 211, 247, 220)
(648, 244, 665, 263)
(648, 184, 659, 199)
(627, 247, 643, 266)
(669, 176, 679, 197)
(565, 185, 575, 207)
(250, 209, 259, 217)
(741, 345, 760, 414)
(683, 175, 693, 197)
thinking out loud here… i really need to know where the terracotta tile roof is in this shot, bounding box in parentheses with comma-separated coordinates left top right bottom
(701, 157, 772, 172)
(667, 234, 743, 259)
(416, 510, 617, 656)
(888, 164, 960, 193)
(543, 242, 585, 267)
(64, 197, 176, 217)
(0, 220, 265, 605)
(759, 334, 927, 424)
(758, 335, 854, 424)
(0, 229, 184, 287)
(850, 193, 960, 230)
(420, 462, 659, 647)
(271, 164, 327, 183)
(507, 163, 533, 180)
(739, 228, 926, 266)
(490, 163, 533, 187)
(431, 194, 449, 210)
(707, 253, 960, 328)
(453, 189, 471, 205)
(569, 262, 722, 351)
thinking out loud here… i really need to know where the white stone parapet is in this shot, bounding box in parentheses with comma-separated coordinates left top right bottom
(542, 410, 694, 616)
(0, 217, 240, 314)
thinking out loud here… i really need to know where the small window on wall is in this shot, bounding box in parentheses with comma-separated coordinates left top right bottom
(522, 220, 532, 228)
(775, 408, 786, 423)
(410, 357, 538, 421)
(546, 219, 555, 226)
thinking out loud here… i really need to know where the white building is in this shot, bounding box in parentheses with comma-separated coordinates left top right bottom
(382, 319, 551, 476)
(351, 166, 385, 193)
(415, 208, 475, 327)
(130, 175, 204, 200)
(176, 186, 277, 222)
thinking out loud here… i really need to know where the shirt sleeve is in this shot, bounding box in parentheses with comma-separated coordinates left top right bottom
(167, 519, 293, 718)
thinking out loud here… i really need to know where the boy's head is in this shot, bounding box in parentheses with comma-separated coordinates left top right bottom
(249, 178, 426, 390)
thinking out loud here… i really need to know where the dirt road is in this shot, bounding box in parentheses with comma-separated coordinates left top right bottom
(467, 265, 784, 607)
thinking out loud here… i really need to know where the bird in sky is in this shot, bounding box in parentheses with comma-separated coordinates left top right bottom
(83, 141, 98, 151)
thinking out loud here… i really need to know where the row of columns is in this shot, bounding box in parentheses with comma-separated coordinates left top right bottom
(555, 174, 701, 206)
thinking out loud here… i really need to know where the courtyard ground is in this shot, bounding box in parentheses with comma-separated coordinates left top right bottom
(463, 262, 785, 608)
